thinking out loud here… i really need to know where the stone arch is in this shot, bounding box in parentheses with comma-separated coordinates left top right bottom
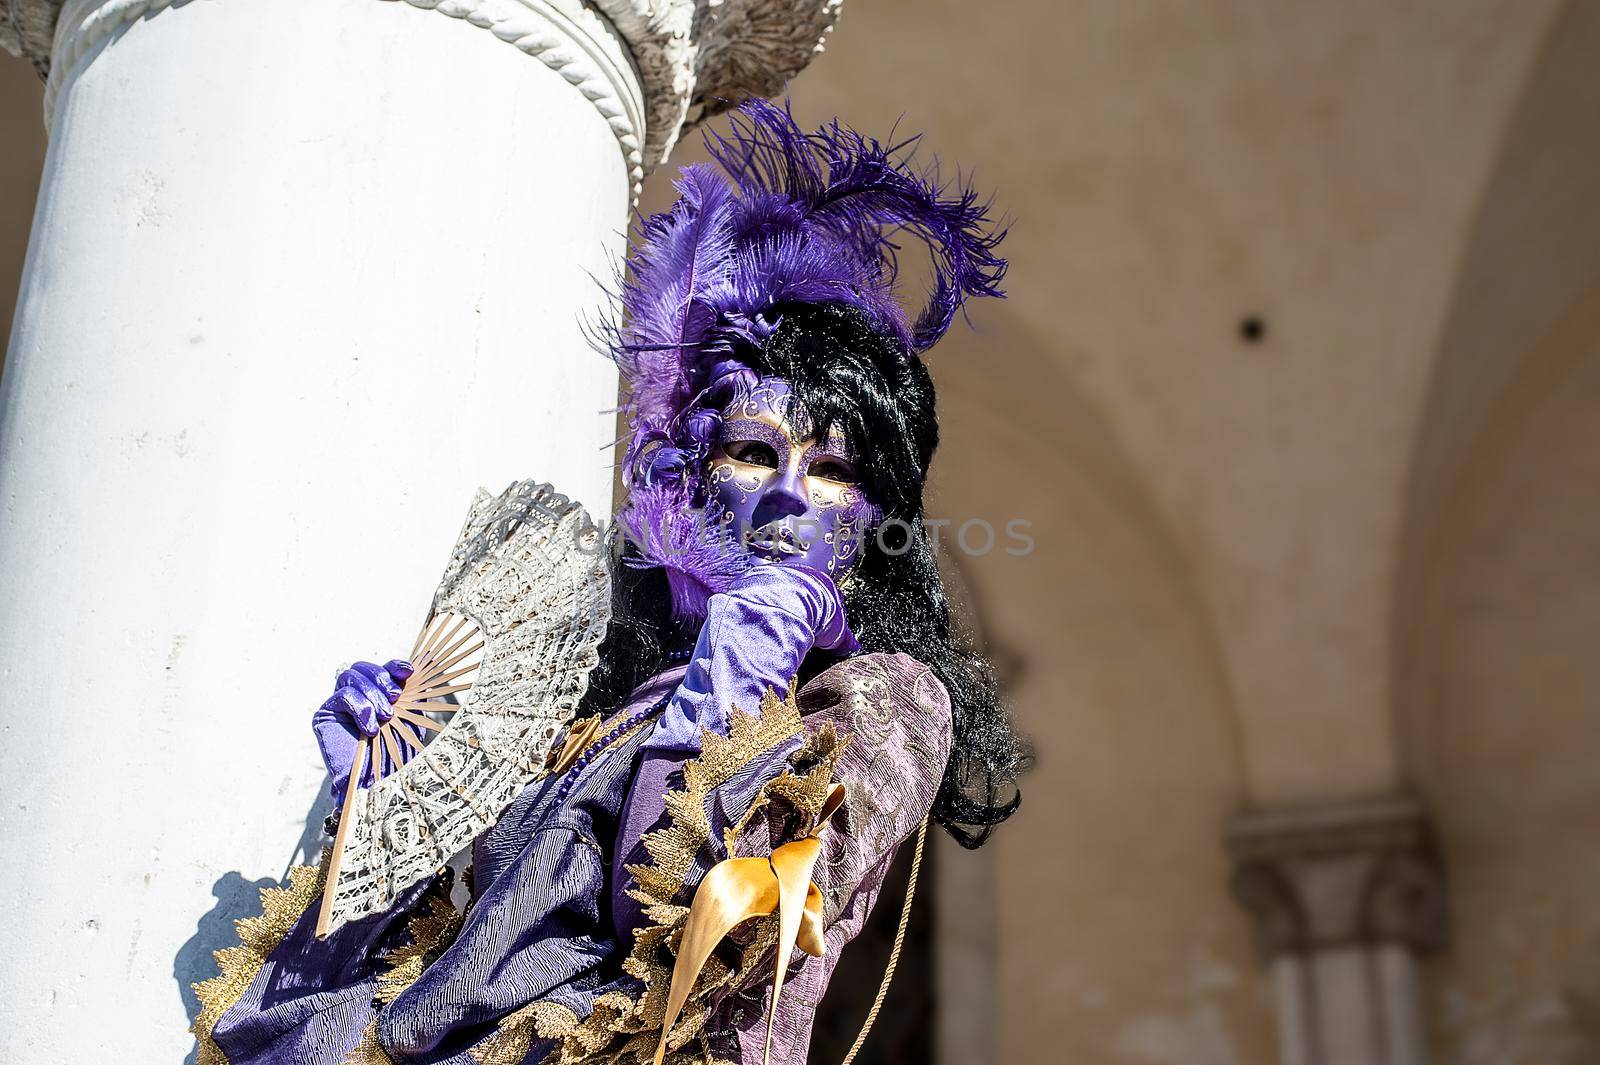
(1392, 2, 1600, 1059)
(1393, 0, 1600, 758)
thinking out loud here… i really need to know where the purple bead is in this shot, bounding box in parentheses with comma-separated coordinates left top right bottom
(548, 691, 671, 809)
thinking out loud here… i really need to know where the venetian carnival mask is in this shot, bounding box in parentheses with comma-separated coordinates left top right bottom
(706, 377, 877, 578)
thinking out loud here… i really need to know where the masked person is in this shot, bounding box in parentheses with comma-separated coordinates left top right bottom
(194, 98, 1028, 1065)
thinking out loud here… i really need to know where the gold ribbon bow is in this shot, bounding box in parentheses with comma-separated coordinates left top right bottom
(546, 715, 602, 777)
(652, 782, 847, 1065)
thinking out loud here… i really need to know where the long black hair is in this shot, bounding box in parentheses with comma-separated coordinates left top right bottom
(581, 303, 1029, 847)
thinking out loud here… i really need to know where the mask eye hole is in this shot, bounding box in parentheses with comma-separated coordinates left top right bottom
(727, 441, 779, 469)
(808, 458, 857, 484)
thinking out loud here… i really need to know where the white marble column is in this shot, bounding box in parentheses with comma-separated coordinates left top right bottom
(0, 0, 842, 1060)
(1228, 796, 1447, 1065)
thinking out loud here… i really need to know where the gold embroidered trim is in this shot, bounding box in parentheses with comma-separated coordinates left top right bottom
(190, 846, 462, 1065)
(347, 870, 463, 1062)
(375, 874, 464, 1004)
(471, 683, 840, 1065)
(190, 849, 332, 1065)
(651, 791, 840, 1065)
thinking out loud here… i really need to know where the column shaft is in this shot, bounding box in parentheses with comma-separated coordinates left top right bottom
(0, 1, 631, 1058)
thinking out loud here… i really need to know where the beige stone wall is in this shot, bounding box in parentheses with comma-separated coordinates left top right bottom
(8, 1, 1600, 1062)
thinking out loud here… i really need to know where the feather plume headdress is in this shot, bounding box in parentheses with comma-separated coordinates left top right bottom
(605, 98, 1007, 618)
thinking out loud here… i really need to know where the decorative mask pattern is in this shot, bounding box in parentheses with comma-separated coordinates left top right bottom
(706, 378, 880, 578)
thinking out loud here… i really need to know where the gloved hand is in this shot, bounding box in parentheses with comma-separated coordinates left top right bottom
(717, 562, 860, 654)
(314, 659, 414, 804)
(755, 563, 859, 655)
(647, 563, 859, 753)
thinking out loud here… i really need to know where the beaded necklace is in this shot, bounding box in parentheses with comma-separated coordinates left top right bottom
(546, 646, 693, 808)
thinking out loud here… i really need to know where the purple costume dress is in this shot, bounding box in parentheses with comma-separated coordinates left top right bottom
(197, 568, 952, 1065)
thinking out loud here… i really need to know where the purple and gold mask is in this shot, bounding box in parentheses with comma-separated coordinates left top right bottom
(706, 377, 879, 578)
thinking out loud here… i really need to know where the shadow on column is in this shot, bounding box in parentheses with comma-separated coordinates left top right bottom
(173, 783, 332, 1065)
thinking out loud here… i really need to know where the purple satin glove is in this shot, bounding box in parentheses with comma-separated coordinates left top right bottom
(313, 658, 414, 804)
(646, 563, 858, 754)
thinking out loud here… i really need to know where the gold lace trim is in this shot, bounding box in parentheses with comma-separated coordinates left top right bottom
(342, 1021, 399, 1065)
(191, 850, 332, 1065)
(191, 846, 463, 1065)
(375, 874, 465, 1004)
(343, 871, 465, 1063)
(471, 683, 841, 1065)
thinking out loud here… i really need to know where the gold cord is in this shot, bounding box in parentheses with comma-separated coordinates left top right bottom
(839, 817, 928, 1065)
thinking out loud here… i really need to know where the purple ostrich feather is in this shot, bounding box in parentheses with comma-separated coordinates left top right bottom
(704, 99, 1008, 352)
(616, 481, 752, 620)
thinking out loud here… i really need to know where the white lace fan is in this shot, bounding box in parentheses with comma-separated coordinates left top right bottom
(315, 480, 612, 937)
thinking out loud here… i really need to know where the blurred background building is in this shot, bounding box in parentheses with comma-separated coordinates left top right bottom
(5, 2, 1600, 1063)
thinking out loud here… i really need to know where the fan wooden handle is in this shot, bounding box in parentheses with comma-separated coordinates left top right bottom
(315, 611, 481, 938)
(315, 736, 371, 939)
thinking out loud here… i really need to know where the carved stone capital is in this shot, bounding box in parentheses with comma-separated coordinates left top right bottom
(592, 0, 844, 168)
(0, 0, 55, 77)
(4, 0, 845, 179)
(1226, 795, 1448, 958)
